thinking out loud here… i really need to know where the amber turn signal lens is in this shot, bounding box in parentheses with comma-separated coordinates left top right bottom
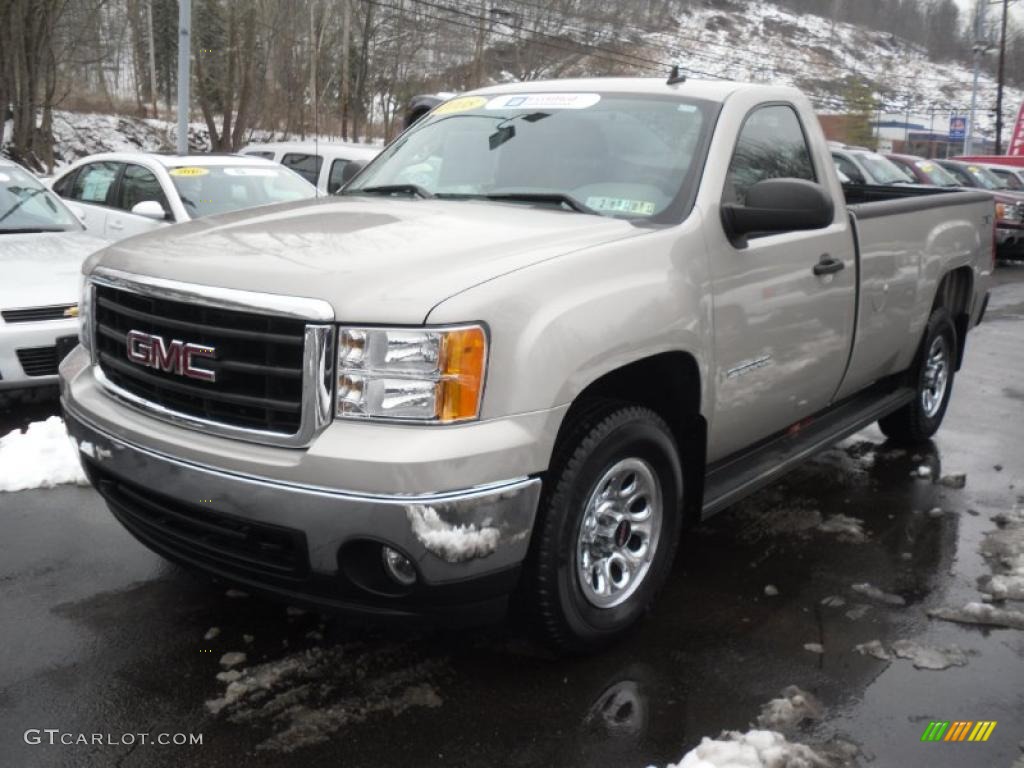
(438, 326, 487, 422)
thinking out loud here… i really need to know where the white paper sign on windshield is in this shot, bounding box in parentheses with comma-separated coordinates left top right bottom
(485, 93, 601, 111)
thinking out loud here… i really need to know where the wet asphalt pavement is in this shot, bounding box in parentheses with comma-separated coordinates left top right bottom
(1, 267, 1023, 768)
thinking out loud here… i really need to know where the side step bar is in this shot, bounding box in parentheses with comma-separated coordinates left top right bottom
(701, 386, 915, 518)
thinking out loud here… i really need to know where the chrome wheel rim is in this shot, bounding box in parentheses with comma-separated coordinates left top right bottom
(921, 335, 950, 418)
(576, 458, 663, 609)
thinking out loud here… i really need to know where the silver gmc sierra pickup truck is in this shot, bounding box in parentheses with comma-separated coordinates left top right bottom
(60, 78, 993, 651)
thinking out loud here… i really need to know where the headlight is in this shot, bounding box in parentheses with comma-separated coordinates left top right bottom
(78, 273, 94, 352)
(336, 325, 487, 422)
(996, 202, 1022, 223)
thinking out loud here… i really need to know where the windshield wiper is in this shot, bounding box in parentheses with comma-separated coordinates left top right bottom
(0, 227, 67, 234)
(0, 188, 46, 224)
(483, 192, 598, 215)
(349, 184, 435, 199)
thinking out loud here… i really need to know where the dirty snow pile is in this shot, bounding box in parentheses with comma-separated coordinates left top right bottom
(657, 730, 827, 768)
(756, 687, 823, 730)
(0, 417, 87, 492)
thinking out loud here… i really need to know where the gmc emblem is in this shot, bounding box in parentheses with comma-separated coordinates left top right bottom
(126, 330, 216, 382)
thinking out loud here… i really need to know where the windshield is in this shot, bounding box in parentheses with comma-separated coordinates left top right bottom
(854, 152, 914, 184)
(0, 165, 81, 233)
(347, 93, 716, 221)
(953, 163, 1005, 190)
(167, 165, 316, 218)
(912, 159, 960, 187)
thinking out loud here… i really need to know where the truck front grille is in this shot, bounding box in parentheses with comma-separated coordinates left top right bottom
(2, 304, 76, 323)
(87, 461, 311, 581)
(94, 284, 308, 435)
(17, 346, 59, 376)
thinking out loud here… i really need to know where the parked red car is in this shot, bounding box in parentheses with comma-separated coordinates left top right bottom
(887, 154, 1023, 258)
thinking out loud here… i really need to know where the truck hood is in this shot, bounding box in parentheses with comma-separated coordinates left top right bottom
(88, 197, 646, 323)
(1, 230, 107, 311)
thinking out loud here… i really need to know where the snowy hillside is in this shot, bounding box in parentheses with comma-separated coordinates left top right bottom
(648, 0, 1023, 134)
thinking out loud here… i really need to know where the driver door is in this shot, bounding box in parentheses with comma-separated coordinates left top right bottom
(707, 104, 857, 460)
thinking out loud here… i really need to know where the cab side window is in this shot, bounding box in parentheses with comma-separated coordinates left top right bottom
(281, 153, 323, 185)
(70, 162, 121, 206)
(724, 105, 815, 205)
(119, 164, 171, 217)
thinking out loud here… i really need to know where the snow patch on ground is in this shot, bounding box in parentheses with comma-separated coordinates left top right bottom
(817, 514, 867, 543)
(406, 504, 500, 563)
(206, 642, 445, 752)
(0, 417, 88, 492)
(756, 686, 824, 730)
(890, 640, 970, 670)
(659, 729, 828, 768)
(929, 602, 1024, 630)
(850, 583, 905, 606)
(978, 505, 1024, 602)
(854, 640, 891, 661)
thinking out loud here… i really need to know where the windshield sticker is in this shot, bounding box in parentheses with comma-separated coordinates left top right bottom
(918, 162, 935, 171)
(0, 173, 8, 182)
(486, 93, 601, 110)
(586, 196, 656, 216)
(169, 166, 210, 177)
(224, 167, 279, 176)
(433, 96, 488, 115)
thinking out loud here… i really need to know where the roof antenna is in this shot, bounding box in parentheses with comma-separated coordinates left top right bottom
(667, 65, 687, 85)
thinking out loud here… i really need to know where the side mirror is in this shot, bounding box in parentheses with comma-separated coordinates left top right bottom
(721, 178, 834, 245)
(131, 200, 169, 221)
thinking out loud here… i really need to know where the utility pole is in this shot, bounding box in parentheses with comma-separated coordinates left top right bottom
(176, 0, 191, 155)
(965, 0, 987, 155)
(995, 0, 1010, 154)
(147, 0, 159, 117)
(341, 0, 351, 141)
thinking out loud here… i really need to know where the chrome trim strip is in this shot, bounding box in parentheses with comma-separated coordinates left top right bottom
(67, 400, 537, 504)
(90, 266, 335, 322)
(87, 268, 337, 448)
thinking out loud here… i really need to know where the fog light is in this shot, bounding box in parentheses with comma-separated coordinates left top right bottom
(382, 546, 417, 586)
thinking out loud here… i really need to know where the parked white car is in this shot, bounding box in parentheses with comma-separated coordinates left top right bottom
(830, 146, 916, 186)
(239, 141, 380, 194)
(0, 160, 106, 397)
(49, 153, 317, 240)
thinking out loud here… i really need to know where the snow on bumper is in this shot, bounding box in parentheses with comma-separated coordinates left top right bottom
(62, 404, 541, 590)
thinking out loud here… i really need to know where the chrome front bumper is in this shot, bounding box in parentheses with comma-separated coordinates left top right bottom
(62, 403, 542, 614)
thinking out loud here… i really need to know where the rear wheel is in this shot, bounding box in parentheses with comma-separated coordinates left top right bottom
(878, 307, 957, 443)
(524, 401, 683, 653)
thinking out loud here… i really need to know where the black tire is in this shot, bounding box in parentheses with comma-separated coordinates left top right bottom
(524, 400, 684, 653)
(878, 307, 957, 443)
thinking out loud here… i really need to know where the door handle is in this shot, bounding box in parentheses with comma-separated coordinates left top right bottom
(813, 255, 845, 276)
(109, 220, 124, 230)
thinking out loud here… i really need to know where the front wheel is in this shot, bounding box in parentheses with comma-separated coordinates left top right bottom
(524, 402, 683, 653)
(878, 307, 957, 443)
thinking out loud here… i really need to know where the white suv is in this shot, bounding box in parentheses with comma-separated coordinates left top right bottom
(240, 142, 380, 194)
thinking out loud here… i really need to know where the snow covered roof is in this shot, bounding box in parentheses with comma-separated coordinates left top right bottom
(65, 151, 281, 167)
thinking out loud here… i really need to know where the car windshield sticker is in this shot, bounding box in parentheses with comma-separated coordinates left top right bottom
(0, 172, 9, 182)
(433, 96, 488, 116)
(918, 162, 935, 171)
(224, 167, 279, 176)
(169, 167, 210, 177)
(586, 196, 656, 216)
(486, 93, 601, 110)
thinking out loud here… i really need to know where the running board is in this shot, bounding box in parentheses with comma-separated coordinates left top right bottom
(701, 386, 915, 518)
